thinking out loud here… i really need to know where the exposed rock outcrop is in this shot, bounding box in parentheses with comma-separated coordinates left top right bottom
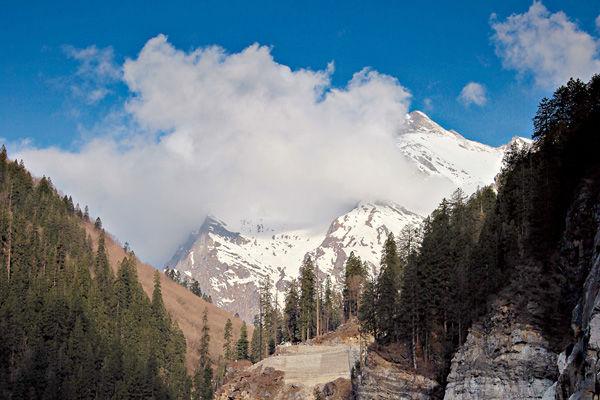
(355, 350, 440, 399)
(444, 298, 558, 399)
(215, 364, 293, 400)
(216, 343, 357, 400)
(552, 192, 600, 399)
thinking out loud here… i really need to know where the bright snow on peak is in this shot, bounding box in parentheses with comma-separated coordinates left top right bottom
(398, 110, 530, 193)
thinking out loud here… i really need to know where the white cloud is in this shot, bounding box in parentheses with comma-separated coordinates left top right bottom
(63, 45, 121, 103)
(16, 35, 451, 265)
(491, 1, 600, 89)
(458, 82, 487, 106)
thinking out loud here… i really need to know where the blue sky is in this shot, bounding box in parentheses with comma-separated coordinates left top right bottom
(3, 1, 600, 265)
(2, 0, 599, 148)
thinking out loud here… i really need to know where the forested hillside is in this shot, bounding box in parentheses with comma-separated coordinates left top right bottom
(358, 74, 600, 391)
(81, 219, 248, 374)
(0, 149, 192, 398)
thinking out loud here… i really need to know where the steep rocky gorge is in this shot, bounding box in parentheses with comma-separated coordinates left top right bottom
(444, 178, 600, 399)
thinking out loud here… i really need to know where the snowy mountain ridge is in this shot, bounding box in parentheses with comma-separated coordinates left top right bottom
(167, 111, 531, 321)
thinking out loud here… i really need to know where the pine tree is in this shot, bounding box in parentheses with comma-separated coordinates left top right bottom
(151, 271, 166, 318)
(195, 308, 213, 400)
(223, 318, 233, 361)
(323, 276, 333, 332)
(236, 321, 249, 360)
(250, 314, 262, 362)
(259, 276, 274, 358)
(358, 276, 377, 337)
(343, 251, 366, 320)
(299, 257, 316, 341)
(284, 279, 300, 343)
(375, 233, 401, 342)
(198, 308, 211, 370)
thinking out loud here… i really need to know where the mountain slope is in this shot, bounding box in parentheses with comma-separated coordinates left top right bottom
(166, 216, 324, 321)
(310, 201, 423, 281)
(167, 111, 530, 321)
(84, 221, 248, 372)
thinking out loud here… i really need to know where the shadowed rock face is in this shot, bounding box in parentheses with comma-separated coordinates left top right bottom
(552, 196, 600, 399)
(445, 182, 600, 400)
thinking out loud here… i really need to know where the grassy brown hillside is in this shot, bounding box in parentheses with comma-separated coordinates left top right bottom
(83, 221, 250, 372)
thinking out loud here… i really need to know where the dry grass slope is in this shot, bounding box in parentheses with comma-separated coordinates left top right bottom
(83, 221, 250, 372)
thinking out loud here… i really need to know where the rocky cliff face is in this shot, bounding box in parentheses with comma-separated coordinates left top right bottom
(550, 186, 600, 399)
(355, 351, 440, 400)
(444, 181, 600, 400)
(444, 297, 558, 399)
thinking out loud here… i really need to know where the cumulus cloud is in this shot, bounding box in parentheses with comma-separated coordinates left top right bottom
(491, 1, 600, 89)
(63, 45, 121, 103)
(16, 35, 451, 265)
(458, 82, 487, 106)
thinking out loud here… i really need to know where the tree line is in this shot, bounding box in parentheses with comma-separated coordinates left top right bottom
(164, 267, 213, 303)
(357, 74, 600, 383)
(0, 144, 258, 400)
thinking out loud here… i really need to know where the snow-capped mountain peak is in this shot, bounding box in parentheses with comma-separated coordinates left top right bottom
(404, 110, 460, 139)
(398, 110, 530, 193)
(167, 111, 531, 321)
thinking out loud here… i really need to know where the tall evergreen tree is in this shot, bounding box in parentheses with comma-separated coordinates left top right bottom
(375, 233, 401, 342)
(284, 279, 300, 343)
(298, 257, 316, 341)
(236, 321, 249, 360)
(250, 314, 262, 363)
(343, 251, 366, 320)
(358, 276, 377, 338)
(258, 276, 274, 358)
(223, 318, 233, 361)
(195, 307, 213, 400)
